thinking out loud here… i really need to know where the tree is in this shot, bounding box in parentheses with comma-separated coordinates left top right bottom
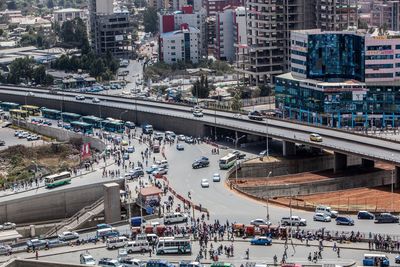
(90, 58, 106, 78)
(7, 0, 17, 10)
(231, 89, 242, 111)
(191, 74, 210, 99)
(8, 57, 35, 84)
(47, 0, 54, 8)
(143, 7, 158, 33)
(259, 85, 272, 97)
(33, 65, 47, 84)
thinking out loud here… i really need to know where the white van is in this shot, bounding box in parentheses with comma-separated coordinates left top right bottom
(315, 205, 338, 218)
(126, 240, 150, 253)
(106, 236, 128, 249)
(163, 212, 188, 224)
(159, 160, 168, 169)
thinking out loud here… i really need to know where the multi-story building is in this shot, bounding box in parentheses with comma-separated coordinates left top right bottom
(159, 6, 207, 57)
(159, 26, 201, 64)
(89, 0, 133, 58)
(53, 8, 86, 24)
(206, 17, 216, 53)
(315, 0, 358, 31)
(238, 0, 315, 86)
(275, 29, 400, 128)
(237, 0, 357, 87)
(202, 0, 244, 16)
(371, 1, 400, 31)
(214, 6, 246, 62)
(173, 0, 202, 11)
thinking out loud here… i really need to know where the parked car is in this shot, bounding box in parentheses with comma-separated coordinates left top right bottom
(98, 258, 123, 267)
(178, 134, 186, 141)
(80, 252, 96, 265)
(127, 146, 135, 153)
(315, 205, 338, 218)
(250, 219, 271, 226)
(395, 255, 400, 264)
(0, 222, 16, 230)
(58, 231, 79, 241)
(201, 179, 209, 188)
(146, 165, 159, 174)
(126, 167, 144, 179)
(0, 245, 11, 255)
(232, 150, 246, 159)
(357, 211, 374, 220)
(313, 213, 331, 222)
(375, 213, 399, 224)
(335, 216, 354, 226)
(0, 140, 5, 146)
(185, 136, 195, 144)
(152, 167, 168, 176)
(250, 236, 272, 246)
(27, 239, 47, 249)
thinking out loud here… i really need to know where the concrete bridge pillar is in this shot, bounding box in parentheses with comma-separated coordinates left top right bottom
(361, 158, 375, 169)
(395, 166, 400, 189)
(104, 182, 121, 224)
(334, 152, 347, 173)
(282, 140, 296, 157)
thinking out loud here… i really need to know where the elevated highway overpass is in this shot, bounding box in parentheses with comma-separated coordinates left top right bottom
(0, 84, 399, 181)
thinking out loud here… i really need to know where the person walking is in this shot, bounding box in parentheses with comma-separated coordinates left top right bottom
(337, 247, 340, 258)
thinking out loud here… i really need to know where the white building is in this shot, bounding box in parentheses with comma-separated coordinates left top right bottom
(159, 26, 200, 64)
(214, 6, 246, 62)
(95, 0, 113, 14)
(159, 6, 207, 56)
(53, 8, 86, 24)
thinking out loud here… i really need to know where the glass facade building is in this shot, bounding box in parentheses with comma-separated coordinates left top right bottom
(275, 29, 400, 128)
(307, 34, 365, 81)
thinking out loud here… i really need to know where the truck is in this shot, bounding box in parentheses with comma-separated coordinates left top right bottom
(192, 157, 210, 169)
(248, 111, 263, 121)
(142, 124, 153, 134)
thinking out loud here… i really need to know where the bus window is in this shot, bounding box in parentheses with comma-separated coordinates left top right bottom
(10, 109, 29, 120)
(21, 105, 40, 116)
(70, 121, 94, 134)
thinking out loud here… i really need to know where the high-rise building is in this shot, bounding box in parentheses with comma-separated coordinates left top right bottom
(238, 0, 315, 86)
(315, 0, 358, 31)
(214, 6, 246, 62)
(275, 29, 400, 128)
(371, 1, 400, 31)
(237, 0, 356, 87)
(202, 0, 245, 16)
(89, 0, 133, 58)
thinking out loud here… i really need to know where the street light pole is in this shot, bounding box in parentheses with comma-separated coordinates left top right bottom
(266, 171, 272, 221)
(266, 115, 269, 158)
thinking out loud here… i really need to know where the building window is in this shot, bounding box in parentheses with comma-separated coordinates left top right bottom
(367, 45, 392, 50)
(365, 64, 393, 69)
(365, 73, 393, 78)
(366, 55, 393, 60)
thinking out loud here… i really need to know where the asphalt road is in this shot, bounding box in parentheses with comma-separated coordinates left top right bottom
(1, 86, 400, 165)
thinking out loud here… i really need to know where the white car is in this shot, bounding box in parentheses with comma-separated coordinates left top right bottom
(193, 111, 203, 117)
(92, 98, 100, 103)
(75, 95, 85, 101)
(212, 173, 221, 182)
(250, 219, 271, 226)
(1, 222, 16, 230)
(313, 213, 331, 222)
(58, 231, 79, 241)
(178, 134, 186, 141)
(201, 179, 209, 188)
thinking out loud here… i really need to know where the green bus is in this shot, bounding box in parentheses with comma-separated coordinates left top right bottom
(70, 121, 94, 134)
(210, 263, 235, 267)
(0, 102, 20, 111)
(219, 153, 237, 170)
(45, 171, 72, 188)
(102, 120, 124, 133)
(42, 108, 61, 120)
(61, 112, 81, 123)
(81, 115, 103, 128)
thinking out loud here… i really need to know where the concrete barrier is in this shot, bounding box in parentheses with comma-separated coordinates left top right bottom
(0, 179, 123, 224)
(4, 259, 87, 267)
(15, 120, 106, 151)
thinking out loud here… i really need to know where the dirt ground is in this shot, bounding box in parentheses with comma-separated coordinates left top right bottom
(273, 186, 400, 213)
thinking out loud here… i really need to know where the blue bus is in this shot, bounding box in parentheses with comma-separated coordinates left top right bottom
(61, 112, 81, 123)
(102, 120, 124, 133)
(0, 102, 20, 111)
(81, 115, 103, 128)
(42, 108, 61, 120)
(70, 121, 94, 134)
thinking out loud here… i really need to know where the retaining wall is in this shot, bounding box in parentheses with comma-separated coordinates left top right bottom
(237, 169, 392, 198)
(0, 180, 123, 224)
(237, 154, 362, 178)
